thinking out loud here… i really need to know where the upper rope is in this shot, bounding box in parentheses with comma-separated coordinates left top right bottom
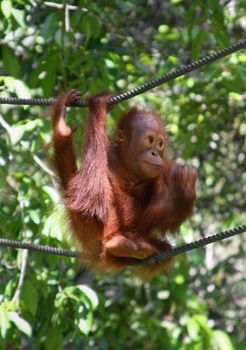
(0, 39, 245, 108)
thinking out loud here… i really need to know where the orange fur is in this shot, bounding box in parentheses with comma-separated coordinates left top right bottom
(51, 91, 197, 277)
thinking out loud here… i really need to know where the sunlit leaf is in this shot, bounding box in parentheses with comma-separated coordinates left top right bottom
(29, 209, 41, 224)
(8, 120, 38, 145)
(4, 77, 31, 98)
(9, 125, 26, 145)
(1, 0, 12, 18)
(77, 285, 99, 310)
(78, 317, 91, 335)
(0, 305, 10, 338)
(43, 186, 61, 204)
(212, 330, 235, 350)
(187, 317, 200, 340)
(9, 312, 32, 337)
(12, 9, 25, 27)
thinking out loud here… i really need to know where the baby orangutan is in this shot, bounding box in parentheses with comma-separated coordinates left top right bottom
(51, 90, 197, 276)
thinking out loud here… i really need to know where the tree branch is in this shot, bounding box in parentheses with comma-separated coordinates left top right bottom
(44, 2, 88, 12)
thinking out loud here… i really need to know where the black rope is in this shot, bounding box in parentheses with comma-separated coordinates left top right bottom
(0, 238, 80, 258)
(0, 39, 245, 108)
(131, 224, 246, 266)
(0, 224, 245, 264)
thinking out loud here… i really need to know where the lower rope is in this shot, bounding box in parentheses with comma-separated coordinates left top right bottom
(131, 224, 246, 266)
(0, 239, 80, 258)
(0, 224, 245, 265)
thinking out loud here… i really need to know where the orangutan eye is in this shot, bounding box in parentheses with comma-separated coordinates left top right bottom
(158, 140, 164, 150)
(147, 135, 154, 144)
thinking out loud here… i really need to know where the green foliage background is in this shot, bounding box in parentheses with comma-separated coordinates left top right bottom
(0, 0, 245, 349)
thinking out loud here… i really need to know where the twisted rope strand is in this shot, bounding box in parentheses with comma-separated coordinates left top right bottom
(109, 39, 246, 106)
(131, 224, 246, 265)
(0, 224, 245, 265)
(0, 238, 80, 258)
(0, 39, 245, 108)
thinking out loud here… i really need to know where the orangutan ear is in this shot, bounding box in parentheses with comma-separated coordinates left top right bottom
(114, 129, 125, 143)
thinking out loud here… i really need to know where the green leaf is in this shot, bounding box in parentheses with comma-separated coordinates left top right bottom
(45, 327, 63, 350)
(193, 315, 211, 335)
(4, 77, 30, 98)
(8, 120, 39, 145)
(42, 186, 60, 204)
(9, 312, 32, 337)
(1, 0, 12, 18)
(212, 330, 235, 350)
(174, 274, 185, 285)
(29, 209, 41, 224)
(229, 92, 242, 102)
(192, 29, 206, 59)
(157, 290, 170, 300)
(43, 210, 66, 241)
(80, 17, 91, 38)
(89, 15, 101, 38)
(41, 51, 58, 96)
(12, 9, 25, 27)
(8, 125, 26, 145)
(80, 15, 100, 39)
(77, 285, 99, 310)
(78, 315, 92, 336)
(2, 46, 20, 77)
(24, 120, 40, 131)
(21, 280, 38, 316)
(41, 13, 59, 40)
(0, 305, 10, 338)
(187, 317, 200, 340)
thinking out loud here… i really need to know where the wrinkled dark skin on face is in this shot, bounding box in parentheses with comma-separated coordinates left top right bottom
(51, 91, 197, 277)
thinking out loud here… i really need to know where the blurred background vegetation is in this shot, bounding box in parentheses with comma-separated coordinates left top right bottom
(0, 0, 245, 349)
